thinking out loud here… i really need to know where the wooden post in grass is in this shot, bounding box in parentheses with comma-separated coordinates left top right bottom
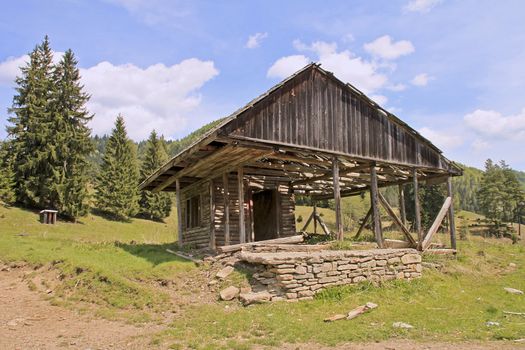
(332, 157, 343, 241)
(398, 184, 407, 227)
(223, 173, 230, 246)
(413, 169, 422, 250)
(370, 164, 384, 248)
(447, 177, 457, 250)
(175, 179, 183, 245)
(238, 167, 245, 244)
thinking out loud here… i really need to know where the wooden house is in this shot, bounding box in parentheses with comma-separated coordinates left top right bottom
(139, 64, 461, 250)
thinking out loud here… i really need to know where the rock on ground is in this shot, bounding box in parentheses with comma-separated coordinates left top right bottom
(219, 286, 240, 301)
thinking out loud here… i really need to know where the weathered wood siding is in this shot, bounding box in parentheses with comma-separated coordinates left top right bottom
(209, 173, 296, 247)
(224, 68, 445, 169)
(180, 181, 211, 248)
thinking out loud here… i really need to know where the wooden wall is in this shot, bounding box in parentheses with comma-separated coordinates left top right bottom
(180, 180, 212, 248)
(223, 68, 446, 170)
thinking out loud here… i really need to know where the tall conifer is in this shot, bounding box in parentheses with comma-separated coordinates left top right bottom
(138, 130, 172, 220)
(95, 115, 139, 220)
(0, 141, 16, 204)
(7, 36, 55, 208)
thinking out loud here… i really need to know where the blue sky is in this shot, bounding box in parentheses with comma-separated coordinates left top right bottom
(0, 0, 524, 170)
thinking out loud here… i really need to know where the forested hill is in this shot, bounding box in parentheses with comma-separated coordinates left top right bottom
(89, 122, 525, 213)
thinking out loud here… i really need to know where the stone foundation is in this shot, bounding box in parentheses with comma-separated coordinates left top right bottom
(239, 248, 422, 301)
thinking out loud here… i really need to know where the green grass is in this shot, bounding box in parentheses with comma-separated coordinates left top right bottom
(0, 204, 524, 348)
(0, 205, 195, 321)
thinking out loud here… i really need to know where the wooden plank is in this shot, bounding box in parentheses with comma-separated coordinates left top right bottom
(421, 196, 452, 250)
(354, 206, 372, 239)
(223, 173, 230, 246)
(447, 177, 457, 250)
(332, 157, 344, 241)
(300, 209, 315, 232)
(384, 239, 412, 249)
(398, 184, 406, 226)
(313, 202, 317, 234)
(217, 235, 304, 253)
(378, 192, 417, 247)
(413, 169, 422, 249)
(238, 167, 245, 244)
(315, 214, 331, 235)
(209, 180, 215, 249)
(176, 179, 183, 245)
(370, 165, 384, 248)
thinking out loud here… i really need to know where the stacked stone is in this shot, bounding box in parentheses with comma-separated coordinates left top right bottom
(243, 249, 422, 302)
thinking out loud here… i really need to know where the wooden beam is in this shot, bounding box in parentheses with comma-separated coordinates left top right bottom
(175, 179, 183, 246)
(313, 202, 317, 234)
(354, 206, 372, 239)
(223, 173, 230, 246)
(370, 165, 384, 248)
(238, 167, 245, 244)
(447, 177, 457, 250)
(300, 210, 315, 232)
(315, 214, 331, 235)
(378, 192, 417, 247)
(421, 196, 452, 250)
(398, 184, 406, 226)
(209, 181, 215, 249)
(217, 235, 304, 253)
(413, 169, 422, 250)
(292, 163, 370, 186)
(332, 157, 344, 241)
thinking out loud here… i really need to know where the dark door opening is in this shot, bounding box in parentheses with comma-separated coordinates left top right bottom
(252, 189, 278, 241)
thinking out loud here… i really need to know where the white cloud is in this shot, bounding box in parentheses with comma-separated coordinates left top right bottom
(419, 126, 463, 150)
(404, 0, 443, 13)
(464, 108, 525, 140)
(0, 54, 219, 141)
(245, 32, 268, 49)
(271, 40, 387, 95)
(81, 59, 219, 140)
(471, 138, 490, 152)
(363, 35, 415, 60)
(411, 73, 433, 86)
(267, 55, 310, 79)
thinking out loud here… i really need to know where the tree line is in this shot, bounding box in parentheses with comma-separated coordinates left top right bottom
(0, 37, 171, 222)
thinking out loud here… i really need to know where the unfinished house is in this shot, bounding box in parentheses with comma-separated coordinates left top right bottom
(139, 64, 461, 252)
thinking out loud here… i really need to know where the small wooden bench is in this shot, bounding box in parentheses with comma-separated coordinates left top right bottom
(40, 210, 58, 224)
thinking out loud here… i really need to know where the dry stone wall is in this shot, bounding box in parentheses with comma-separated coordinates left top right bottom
(239, 248, 422, 301)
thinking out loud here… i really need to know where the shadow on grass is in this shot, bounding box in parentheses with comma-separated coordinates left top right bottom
(116, 241, 190, 266)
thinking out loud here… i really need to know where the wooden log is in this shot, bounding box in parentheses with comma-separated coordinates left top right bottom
(313, 202, 318, 234)
(413, 169, 422, 250)
(166, 248, 202, 265)
(354, 206, 372, 239)
(238, 167, 245, 244)
(447, 177, 457, 250)
(216, 235, 304, 253)
(300, 210, 315, 232)
(223, 173, 230, 246)
(384, 239, 412, 249)
(315, 213, 331, 235)
(422, 248, 457, 255)
(370, 165, 384, 248)
(421, 196, 452, 250)
(398, 184, 406, 226)
(332, 157, 343, 241)
(209, 181, 215, 249)
(378, 192, 417, 247)
(176, 179, 183, 245)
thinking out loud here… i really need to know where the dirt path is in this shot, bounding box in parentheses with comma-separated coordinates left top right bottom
(0, 266, 158, 350)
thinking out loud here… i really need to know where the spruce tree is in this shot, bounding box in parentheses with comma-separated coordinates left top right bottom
(95, 115, 139, 220)
(7, 36, 55, 208)
(0, 141, 16, 204)
(51, 49, 93, 218)
(138, 130, 172, 220)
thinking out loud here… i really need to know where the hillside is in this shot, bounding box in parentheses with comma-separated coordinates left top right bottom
(0, 204, 524, 348)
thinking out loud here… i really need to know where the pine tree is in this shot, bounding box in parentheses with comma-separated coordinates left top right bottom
(51, 49, 93, 218)
(95, 115, 139, 220)
(0, 141, 16, 204)
(138, 130, 172, 220)
(404, 183, 446, 231)
(7, 36, 55, 208)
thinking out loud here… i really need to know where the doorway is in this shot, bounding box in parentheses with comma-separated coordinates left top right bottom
(252, 189, 279, 241)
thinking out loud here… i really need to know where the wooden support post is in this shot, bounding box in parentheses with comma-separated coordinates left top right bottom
(209, 181, 215, 249)
(370, 165, 384, 248)
(354, 206, 372, 239)
(447, 177, 457, 250)
(313, 201, 318, 234)
(238, 167, 245, 244)
(378, 192, 417, 247)
(223, 173, 230, 246)
(413, 169, 422, 250)
(175, 179, 183, 246)
(301, 210, 315, 232)
(398, 184, 406, 227)
(332, 157, 344, 241)
(422, 197, 452, 250)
